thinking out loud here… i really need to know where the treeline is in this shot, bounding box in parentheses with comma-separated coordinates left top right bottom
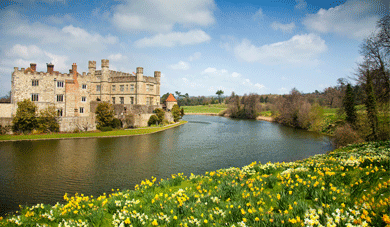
(161, 92, 224, 106)
(224, 15, 389, 147)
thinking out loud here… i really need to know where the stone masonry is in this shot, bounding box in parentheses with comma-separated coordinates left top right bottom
(0, 60, 162, 131)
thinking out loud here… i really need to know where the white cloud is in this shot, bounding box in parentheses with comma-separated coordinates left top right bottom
(233, 33, 327, 64)
(5, 44, 69, 72)
(134, 30, 211, 48)
(111, 0, 216, 33)
(108, 53, 128, 61)
(302, 0, 383, 39)
(188, 52, 201, 61)
(271, 22, 296, 33)
(295, 0, 307, 10)
(231, 72, 240, 77)
(6, 44, 43, 59)
(2, 11, 118, 52)
(202, 67, 217, 74)
(253, 8, 264, 20)
(169, 61, 190, 70)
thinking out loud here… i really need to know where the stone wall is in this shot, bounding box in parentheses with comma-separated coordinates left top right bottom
(58, 115, 96, 132)
(0, 118, 12, 127)
(0, 104, 14, 118)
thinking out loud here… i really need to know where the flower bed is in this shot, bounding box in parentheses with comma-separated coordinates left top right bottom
(1, 141, 389, 226)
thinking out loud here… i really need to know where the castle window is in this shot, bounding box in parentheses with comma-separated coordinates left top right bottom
(130, 97, 134, 104)
(149, 85, 154, 92)
(146, 97, 150, 105)
(126, 85, 128, 91)
(112, 85, 116, 91)
(81, 96, 86, 102)
(57, 109, 63, 117)
(82, 84, 87, 89)
(120, 85, 124, 92)
(79, 107, 84, 114)
(130, 84, 134, 92)
(120, 97, 124, 104)
(112, 97, 115, 104)
(96, 85, 101, 92)
(57, 94, 64, 102)
(57, 81, 64, 88)
(31, 93, 39, 101)
(32, 80, 39, 86)
(146, 85, 149, 92)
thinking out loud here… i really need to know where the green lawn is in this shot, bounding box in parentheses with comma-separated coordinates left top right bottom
(1, 141, 389, 226)
(182, 104, 228, 114)
(0, 121, 187, 141)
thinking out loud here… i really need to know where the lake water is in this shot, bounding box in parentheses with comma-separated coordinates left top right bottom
(0, 115, 334, 216)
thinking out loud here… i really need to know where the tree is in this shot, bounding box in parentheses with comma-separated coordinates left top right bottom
(154, 108, 165, 125)
(171, 104, 181, 122)
(12, 99, 38, 133)
(180, 107, 185, 117)
(364, 70, 378, 140)
(95, 102, 114, 129)
(37, 105, 59, 133)
(160, 92, 170, 103)
(216, 90, 224, 104)
(343, 84, 357, 126)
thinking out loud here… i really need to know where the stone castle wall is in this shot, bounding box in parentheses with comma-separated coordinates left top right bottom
(7, 60, 162, 131)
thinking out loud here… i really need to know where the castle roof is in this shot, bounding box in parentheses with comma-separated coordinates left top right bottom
(165, 93, 177, 102)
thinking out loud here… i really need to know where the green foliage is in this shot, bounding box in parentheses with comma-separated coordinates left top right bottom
(148, 115, 159, 126)
(160, 92, 170, 103)
(343, 84, 357, 126)
(0, 125, 11, 135)
(216, 90, 224, 104)
(364, 71, 379, 140)
(180, 107, 185, 117)
(95, 102, 115, 129)
(124, 113, 135, 128)
(171, 104, 181, 122)
(37, 105, 60, 133)
(12, 99, 38, 133)
(111, 118, 122, 129)
(100, 126, 113, 132)
(154, 108, 165, 124)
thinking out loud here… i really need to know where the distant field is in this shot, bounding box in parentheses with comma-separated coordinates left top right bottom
(182, 104, 228, 114)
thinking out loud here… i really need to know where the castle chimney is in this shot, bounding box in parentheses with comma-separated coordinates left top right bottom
(47, 63, 54, 74)
(72, 63, 77, 74)
(30, 63, 36, 71)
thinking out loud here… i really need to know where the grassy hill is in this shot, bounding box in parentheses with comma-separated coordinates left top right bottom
(1, 141, 389, 226)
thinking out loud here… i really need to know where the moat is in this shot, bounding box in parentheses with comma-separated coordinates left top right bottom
(0, 115, 334, 216)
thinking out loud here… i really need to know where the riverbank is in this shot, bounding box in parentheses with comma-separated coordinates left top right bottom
(0, 121, 187, 142)
(1, 140, 388, 226)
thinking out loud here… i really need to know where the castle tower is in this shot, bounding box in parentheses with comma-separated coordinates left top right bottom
(88, 60, 96, 75)
(100, 59, 110, 102)
(136, 67, 144, 105)
(154, 71, 161, 104)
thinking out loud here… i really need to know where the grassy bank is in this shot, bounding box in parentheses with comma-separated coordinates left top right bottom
(1, 141, 389, 226)
(182, 104, 227, 114)
(0, 121, 187, 142)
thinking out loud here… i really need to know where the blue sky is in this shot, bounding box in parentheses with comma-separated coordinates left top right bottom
(0, 0, 388, 97)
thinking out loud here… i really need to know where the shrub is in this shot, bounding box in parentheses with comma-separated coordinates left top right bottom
(95, 102, 114, 129)
(333, 124, 364, 148)
(0, 125, 11, 135)
(172, 104, 181, 122)
(154, 108, 165, 124)
(111, 118, 122, 129)
(100, 126, 113, 132)
(148, 115, 159, 126)
(12, 99, 38, 133)
(37, 105, 59, 133)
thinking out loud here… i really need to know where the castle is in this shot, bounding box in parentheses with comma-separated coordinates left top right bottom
(0, 59, 163, 131)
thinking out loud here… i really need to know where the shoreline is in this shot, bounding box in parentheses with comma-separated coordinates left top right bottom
(0, 121, 187, 142)
(184, 113, 220, 116)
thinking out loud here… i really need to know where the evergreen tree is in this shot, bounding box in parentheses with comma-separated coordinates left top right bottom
(343, 84, 357, 126)
(12, 99, 38, 133)
(364, 70, 378, 140)
(95, 102, 114, 129)
(172, 104, 181, 122)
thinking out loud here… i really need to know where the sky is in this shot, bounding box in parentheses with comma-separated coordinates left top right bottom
(0, 0, 388, 97)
